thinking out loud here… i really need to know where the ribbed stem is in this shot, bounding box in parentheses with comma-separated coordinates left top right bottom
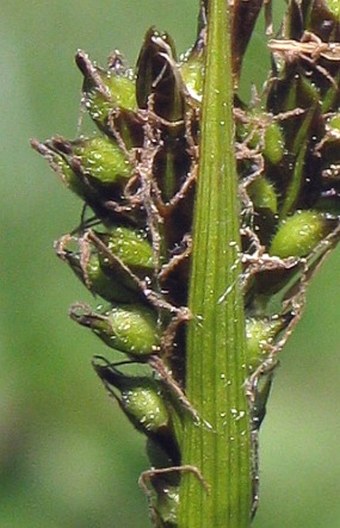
(178, 0, 252, 526)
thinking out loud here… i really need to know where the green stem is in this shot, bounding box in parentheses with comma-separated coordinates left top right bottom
(178, 0, 252, 526)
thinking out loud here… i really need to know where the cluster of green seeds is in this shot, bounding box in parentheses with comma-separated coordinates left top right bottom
(32, 1, 340, 524)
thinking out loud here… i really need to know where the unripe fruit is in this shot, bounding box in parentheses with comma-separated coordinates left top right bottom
(76, 50, 136, 129)
(269, 210, 327, 258)
(70, 304, 160, 357)
(32, 135, 132, 202)
(121, 384, 169, 432)
(263, 122, 285, 165)
(59, 227, 155, 303)
(103, 226, 154, 273)
(247, 177, 278, 214)
(74, 136, 131, 185)
(246, 316, 290, 373)
(93, 361, 169, 433)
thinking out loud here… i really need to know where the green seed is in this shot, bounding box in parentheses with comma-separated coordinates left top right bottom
(104, 305, 160, 355)
(76, 50, 136, 128)
(71, 304, 160, 356)
(269, 210, 327, 258)
(104, 227, 154, 273)
(75, 136, 131, 185)
(93, 360, 169, 433)
(85, 252, 138, 303)
(61, 228, 154, 303)
(247, 177, 278, 214)
(33, 135, 132, 201)
(263, 122, 284, 165)
(246, 317, 285, 373)
(121, 385, 169, 432)
(86, 74, 136, 126)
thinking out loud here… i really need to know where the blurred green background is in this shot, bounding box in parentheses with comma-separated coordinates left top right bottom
(1, 1, 339, 527)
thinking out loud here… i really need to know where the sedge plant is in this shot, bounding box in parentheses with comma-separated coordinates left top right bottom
(32, 0, 340, 526)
